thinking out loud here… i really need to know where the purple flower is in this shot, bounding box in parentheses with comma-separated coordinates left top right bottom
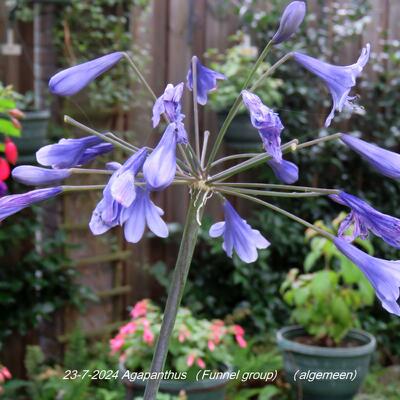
(120, 186, 168, 243)
(152, 83, 185, 128)
(0, 187, 62, 221)
(209, 201, 270, 263)
(267, 159, 299, 184)
(341, 134, 400, 180)
(49, 52, 124, 96)
(0, 181, 8, 197)
(77, 143, 114, 166)
(12, 166, 71, 186)
(334, 238, 400, 316)
(294, 44, 370, 127)
(330, 191, 400, 249)
(186, 56, 226, 105)
(143, 122, 187, 190)
(242, 90, 284, 162)
(36, 136, 103, 169)
(272, 1, 306, 45)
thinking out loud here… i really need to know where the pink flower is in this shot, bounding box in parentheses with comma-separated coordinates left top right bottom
(208, 340, 216, 352)
(232, 324, 245, 336)
(110, 334, 125, 354)
(1, 367, 11, 380)
(178, 326, 190, 343)
(235, 335, 247, 348)
(186, 354, 195, 367)
(197, 358, 206, 369)
(119, 352, 127, 363)
(119, 322, 137, 335)
(143, 327, 154, 345)
(232, 324, 247, 348)
(210, 320, 225, 343)
(130, 299, 148, 319)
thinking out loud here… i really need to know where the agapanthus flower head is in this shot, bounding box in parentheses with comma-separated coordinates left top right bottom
(0, 158, 10, 181)
(272, 1, 306, 45)
(186, 56, 226, 105)
(341, 134, 400, 180)
(242, 90, 284, 162)
(267, 159, 299, 184)
(77, 142, 114, 166)
(209, 200, 270, 263)
(330, 191, 400, 248)
(12, 166, 71, 186)
(5, 138, 18, 165)
(0, 187, 62, 221)
(334, 238, 400, 316)
(294, 44, 370, 127)
(49, 52, 124, 96)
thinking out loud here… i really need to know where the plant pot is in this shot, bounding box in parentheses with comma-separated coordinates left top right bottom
(217, 111, 261, 150)
(14, 110, 50, 164)
(120, 365, 232, 400)
(276, 326, 376, 400)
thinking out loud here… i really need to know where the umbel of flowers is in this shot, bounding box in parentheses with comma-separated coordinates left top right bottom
(2, 1, 400, 398)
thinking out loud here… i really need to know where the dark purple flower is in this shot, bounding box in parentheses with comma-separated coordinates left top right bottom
(77, 143, 114, 165)
(186, 56, 226, 105)
(242, 90, 284, 162)
(0, 181, 8, 197)
(120, 186, 168, 243)
(341, 134, 400, 180)
(143, 122, 187, 190)
(209, 200, 270, 263)
(0, 187, 62, 221)
(330, 191, 400, 248)
(334, 238, 400, 316)
(272, 1, 306, 45)
(294, 44, 370, 127)
(36, 136, 103, 169)
(267, 159, 299, 184)
(12, 166, 71, 186)
(49, 52, 124, 96)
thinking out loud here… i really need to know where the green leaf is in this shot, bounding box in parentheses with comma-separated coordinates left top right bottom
(294, 286, 310, 306)
(0, 143, 4, 152)
(331, 296, 350, 323)
(0, 118, 21, 137)
(304, 250, 321, 272)
(0, 98, 16, 112)
(311, 271, 333, 299)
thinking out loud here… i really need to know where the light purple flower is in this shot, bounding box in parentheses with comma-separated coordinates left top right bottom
(341, 134, 400, 180)
(209, 201, 270, 263)
(120, 186, 168, 243)
(272, 1, 306, 45)
(0, 181, 8, 197)
(330, 191, 400, 249)
(143, 122, 187, 191)
(294, 44, 370, 127)
(0, 187, 62, 221)
(77, 143, 114, 166)
(242, 90, 284, 162)
(36, 136, 103, 169)
(49, 52, 124, 96)
(267, 159, 299, 184)
(334, 238, 400, 316)
(186, 56, 226, 105)
(12, 166, 71, 186)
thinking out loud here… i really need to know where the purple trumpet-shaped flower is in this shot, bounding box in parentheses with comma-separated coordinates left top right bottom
(267, 159, 299, 184)
(0, 181, 8, 197)
(334, 238, 400, 316)
(143, 122, 187, 190)
(186, 56, 226, 105)
(12, 166, 71, 186)
(272, 1, 306, 45)
(77, 143, 114, 166)
(0, 187, 62, 221)
(152, 83, 185, 127)
(294, 44, 370, 127)
(341, 134, 400, 180)
(242, 90, 284, 162)
(209, 201, 270, 263)
(120, 186, 168, 243)
(49, 52, 124, 96)
(330, 191, 400, 248)
(36, 135, 103, 169)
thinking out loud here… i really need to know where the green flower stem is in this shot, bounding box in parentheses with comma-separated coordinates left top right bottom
(217, 186, 328, 198)
(70, 168, 113, 175)
(191, 57, 201, 159)
(200, 130, 210, 170)
(105, 131, 139, 151)
(205, 41, 273, 169)
(210, 152, 262, 168)
(143, 194, 203, 400)
(219, 187, 335, 240)
(62, 185, 105, 192)
(296, 132, 343, 151)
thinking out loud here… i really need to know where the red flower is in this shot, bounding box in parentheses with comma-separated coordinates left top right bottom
(5, 139, 18, 165)
(8, 109, 25, 119)
(0, 158, 10, 181)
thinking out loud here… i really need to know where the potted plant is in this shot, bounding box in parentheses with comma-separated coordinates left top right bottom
(277, 214, 376, 400)
(207, 32, 282, 149)
(112, 299, 247, 400)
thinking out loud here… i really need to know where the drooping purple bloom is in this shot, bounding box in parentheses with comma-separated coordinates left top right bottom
(341, 134, 400, 180)
(186, 56, 226, 105)
(152, 83, 185, 127)
(242, 90, 284, 162)
(143, 122, 187, 190)
(272, 1, 306, 45)
(120, 186, 168, 243)
(330, 191, 400, 248)
(0, 181, 8, 197)
(77, 143, 114, 166)
(267, 159, 299, 184)
(209, 201, 270, 263)
(334, 238, 400, 316)
(0, 187, 62, 221)
(294, 44, 370, 127)
(49, 52, 124, 96)
(12, 166, 71, 186)
(36, 136, 103, 169)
